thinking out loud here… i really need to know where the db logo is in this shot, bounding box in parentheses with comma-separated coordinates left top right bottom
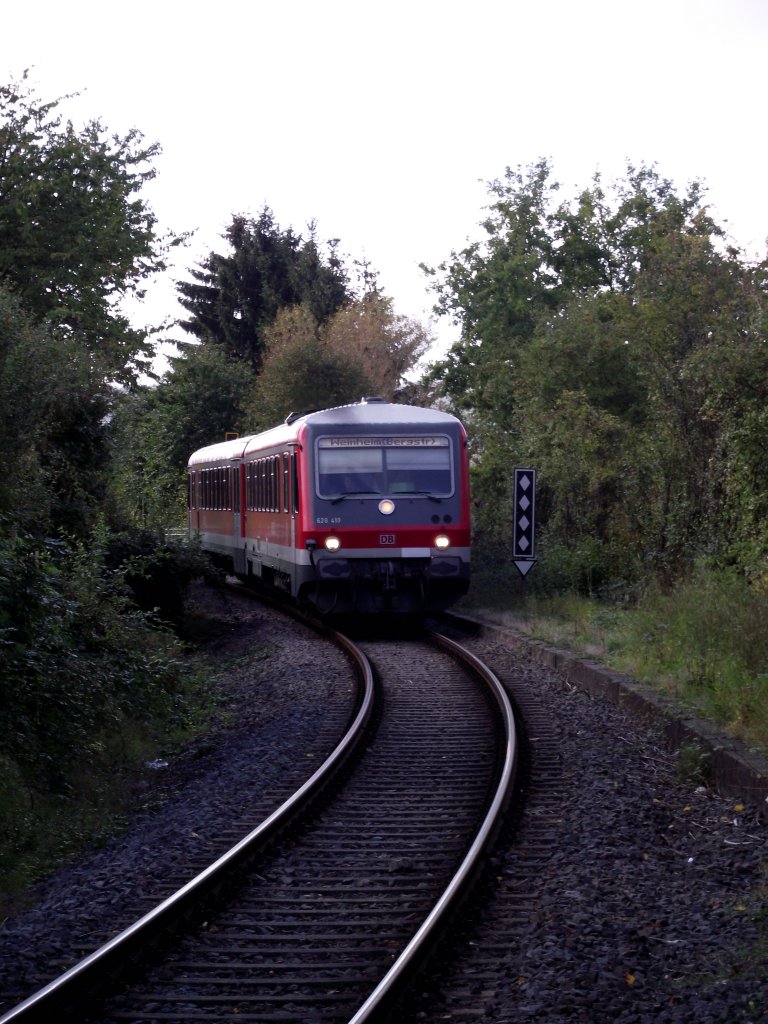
(379, 534, 396, 545)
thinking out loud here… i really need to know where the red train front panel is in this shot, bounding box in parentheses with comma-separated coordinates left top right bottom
(291, 409, 470, 613)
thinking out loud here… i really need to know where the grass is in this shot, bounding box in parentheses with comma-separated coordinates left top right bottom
(461, 564, 768, 758)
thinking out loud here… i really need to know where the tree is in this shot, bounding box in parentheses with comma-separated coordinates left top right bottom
(0, 283, 113, 535)
(0, 74, 180, 383)
(109, 343, 257, 530)
(423, 159, 563, 425)
(425, 159, 766, 592)
(245, 296, 433, 428)
(177, 209, 352, 372)
(250, 336, 372, 429)
(322, 294, 432, 400)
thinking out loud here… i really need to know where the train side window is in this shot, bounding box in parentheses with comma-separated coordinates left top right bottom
(282, 453, 289, 513)
(292, 452, 300, 513)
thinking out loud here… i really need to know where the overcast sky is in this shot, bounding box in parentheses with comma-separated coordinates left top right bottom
(3, 0, 767, 362)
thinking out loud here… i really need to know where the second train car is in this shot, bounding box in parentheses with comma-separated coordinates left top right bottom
(187, 398, 471, 614)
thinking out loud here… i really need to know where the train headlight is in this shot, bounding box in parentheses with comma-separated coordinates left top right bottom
(324, 535, 342, 552)
(378, 499, 395, 515)
(434, 534, 451, 550)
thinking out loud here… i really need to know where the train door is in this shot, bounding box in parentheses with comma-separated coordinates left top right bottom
(289, 447, 299, 595)
(231, 459, 245, 574)
(188, 469, 200, 536)
(230, 460, 241, 537)
(282, 451, 293, 550)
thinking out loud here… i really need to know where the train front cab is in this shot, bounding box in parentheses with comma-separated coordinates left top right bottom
(293, 414, 470, 615)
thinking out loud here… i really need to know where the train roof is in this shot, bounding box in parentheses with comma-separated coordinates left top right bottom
(187, 435, 251, 466)
(187, 400, 463, 466)
(298, 399, 462, 430)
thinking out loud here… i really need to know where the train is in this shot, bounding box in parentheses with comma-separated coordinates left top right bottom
(187, 398, 471, 615)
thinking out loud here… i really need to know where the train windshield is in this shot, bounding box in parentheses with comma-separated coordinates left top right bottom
(316, 435, 453, 499)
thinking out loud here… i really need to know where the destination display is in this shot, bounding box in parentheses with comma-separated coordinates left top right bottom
(318, 436, 449, 448)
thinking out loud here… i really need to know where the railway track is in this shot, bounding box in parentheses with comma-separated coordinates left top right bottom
(1, 614, 517, 1024)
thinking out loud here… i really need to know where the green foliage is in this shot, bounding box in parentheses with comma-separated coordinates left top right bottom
(0, 74, 180, 383)
(104, 530, 215, 627)
(0, 523, 223, 893)
(675, 742, 712, 786)
(0, 288, 60, 527)
(177, 209, 352, 372)
(249, 333, 373, 429)
(518, 293, 648, 426)
(462, 568, 768, 753)
(0, 284, 115, 536)
(0, 74, 184, 540)
(244, 295, 432, 428)
(604, 568, 768, 752)
(426, 158, 768, 592)
(109, 343, 256, 530)
(0, 527, 185, 793)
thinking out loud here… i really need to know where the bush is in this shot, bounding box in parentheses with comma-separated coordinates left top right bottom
(619, 566, 768, 746)
(104, 529, 215, 626)
(0, 528, 185, 792)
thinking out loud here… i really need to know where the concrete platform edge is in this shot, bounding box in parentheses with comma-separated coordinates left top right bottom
(449, 612, 768, 821)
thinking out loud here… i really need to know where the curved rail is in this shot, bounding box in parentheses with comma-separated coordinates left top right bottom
(0, 629, 375, 1024)
(347, 629, 518, 1022)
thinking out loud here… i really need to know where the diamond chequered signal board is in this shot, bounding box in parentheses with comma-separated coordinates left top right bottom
(513, 468, 536, 560)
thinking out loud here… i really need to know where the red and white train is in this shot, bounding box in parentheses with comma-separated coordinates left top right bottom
(187, 399, 471, 615)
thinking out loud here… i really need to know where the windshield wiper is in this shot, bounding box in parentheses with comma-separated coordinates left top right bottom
(329, 491, 373, 505)
(396, 490, 443, 502)
(328, 490, 444, 505)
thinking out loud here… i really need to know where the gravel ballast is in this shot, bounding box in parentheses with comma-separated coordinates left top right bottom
(426, 630, 768, 1024)
(0, 587, 357, 1013)
(0, 588, 766, 1022)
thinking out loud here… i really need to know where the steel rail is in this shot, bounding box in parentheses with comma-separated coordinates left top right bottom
(0, 628, 375, 1024)
(346, 629, 518, 1023)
